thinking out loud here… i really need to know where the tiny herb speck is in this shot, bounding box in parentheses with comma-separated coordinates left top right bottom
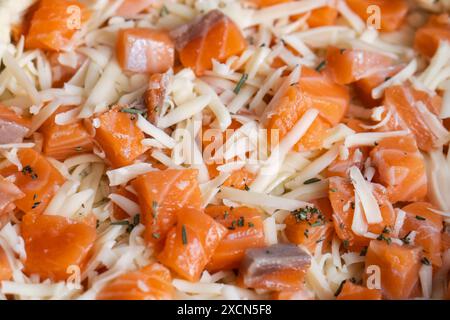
(234, 73, 248, 94)
(181, 225, 188, 245)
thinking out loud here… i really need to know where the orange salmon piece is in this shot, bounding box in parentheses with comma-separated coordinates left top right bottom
(40, 106, 93, 161)
(0, 247, 12, 281)
(324, 147, 369, 178)
(381, 85, 443, 152)
(158, 208, 228, 282)
(0, 104, 31, 144)
(325, 47, 392, 85)
(399, 202, 443, 266)
(415, 14, 450, 58)
(336, 281, 381, 300)
(307, 6, 338, 27)
(329, 176, 396, 248)
(25, 0, 90, 51)
(365, 240, 421, 300)
(97, 263, 175, 300)
(171, 10, 247, 76)
(221, 168, 256, 190)
(131, 169, 202, 247)
(117, 28, 174, 74)
(93, 107, 147, 168)
(354, 65, 403, 107)
(21, 213, 96, 281)
(144, 72, 170, 125)
(205, 206, 265, 271)
(0, 176, 25, 218)
(47, 52, 86, 88)
(116, 0, 156, 17)
(370, 136, 427, 203)
(284, 199, 334, 253)
(12, 149, 65, 215)
(346, 0, 408, 32)
(264, 67, 349, 152)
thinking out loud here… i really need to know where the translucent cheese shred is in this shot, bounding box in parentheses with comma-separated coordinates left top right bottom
(136, 114, 176, 149)
(106, 163, 155, 186)
(372, 59, 418, 99)
(344, 131, 409, 148)
(108, 194, 141, 216)
(349, 166, 383, 224)
(217, 187, 311, 211)
(263, 217, 278, 245)
(419, 264, 433, 299)
(249, 0, 329, 26)
(158, 95, 211, 128)
(351, 193, 368, 236)
(285, 144, 339, 189)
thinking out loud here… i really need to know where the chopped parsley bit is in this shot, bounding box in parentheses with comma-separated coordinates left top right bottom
(96, 220, 100, 229)
(291, 206, 322, 223)
(400, 231, 412, 244)
(237, 216, 245, 227)
(303, 177, 321, 185)
(316, 236, 325, 244)
(152, 233, 160, 239)
(315, 60, 326, 72)
(384, 76, 392, 82)
(244, 184, 250, 191)
(310, 220, 324, 227)
(334, 280, 346, 297)
(339, 48, 346, 54)
(181, 225, 188, 245)
(111, 220, 129, 226)
(160, 5, 169, 17)
(330, 188, 337, 192)
(360, 246, 368, 256)
(382, 226, 391, 234)
(350, 201, 355, 210)
(377, 233, 392, 244)
(233, 73, 248, 94)
(31, 201, 41, 209)
(343, 239, 349, 249)
(304, 229, 309, 238)
(415, 215, 426, 221)
(33, 194, 37, 200)
(374, 141, 379, 146)
(22, 165, 38, 180)
(152, 201, 158, 218)
(223, 211, 229, 219)
(121, 107, 146, 115)
(75, 146, 83, 152)
(339, 223, 345, 229)
(421, 257, 431, 265)
(248, 222, 255, 228)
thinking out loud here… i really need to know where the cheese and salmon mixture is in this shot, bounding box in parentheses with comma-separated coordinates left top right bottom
(0, 0, 450, 300)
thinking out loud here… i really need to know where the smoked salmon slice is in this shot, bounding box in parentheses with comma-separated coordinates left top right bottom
(117, 28, 175, 74)
(0, 104, 31, 144)
(364, 239, 421, 300)
(329, 176, 396, 249)
(414, 14, 450, 58)
(25, 0, 90, 51)
(370, 135, 427, 203)
(21, 213, 96, 281)
(96, 263, 175, 300)
(171, 10, 247, 76)
(380, 85, 444, 152)
(205, 205, 265, 272)
(131, 169, 202, 248)
(40, 106, 94, 161)
(399, 202, 443, 267)
(325, 47, 393, 85)
(157, 208, 228, 282)
(336, 281, 381, 300)
(345, 0, 408, 32)
(92, 107, 147, 168)
(11, 149, 65, 215)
